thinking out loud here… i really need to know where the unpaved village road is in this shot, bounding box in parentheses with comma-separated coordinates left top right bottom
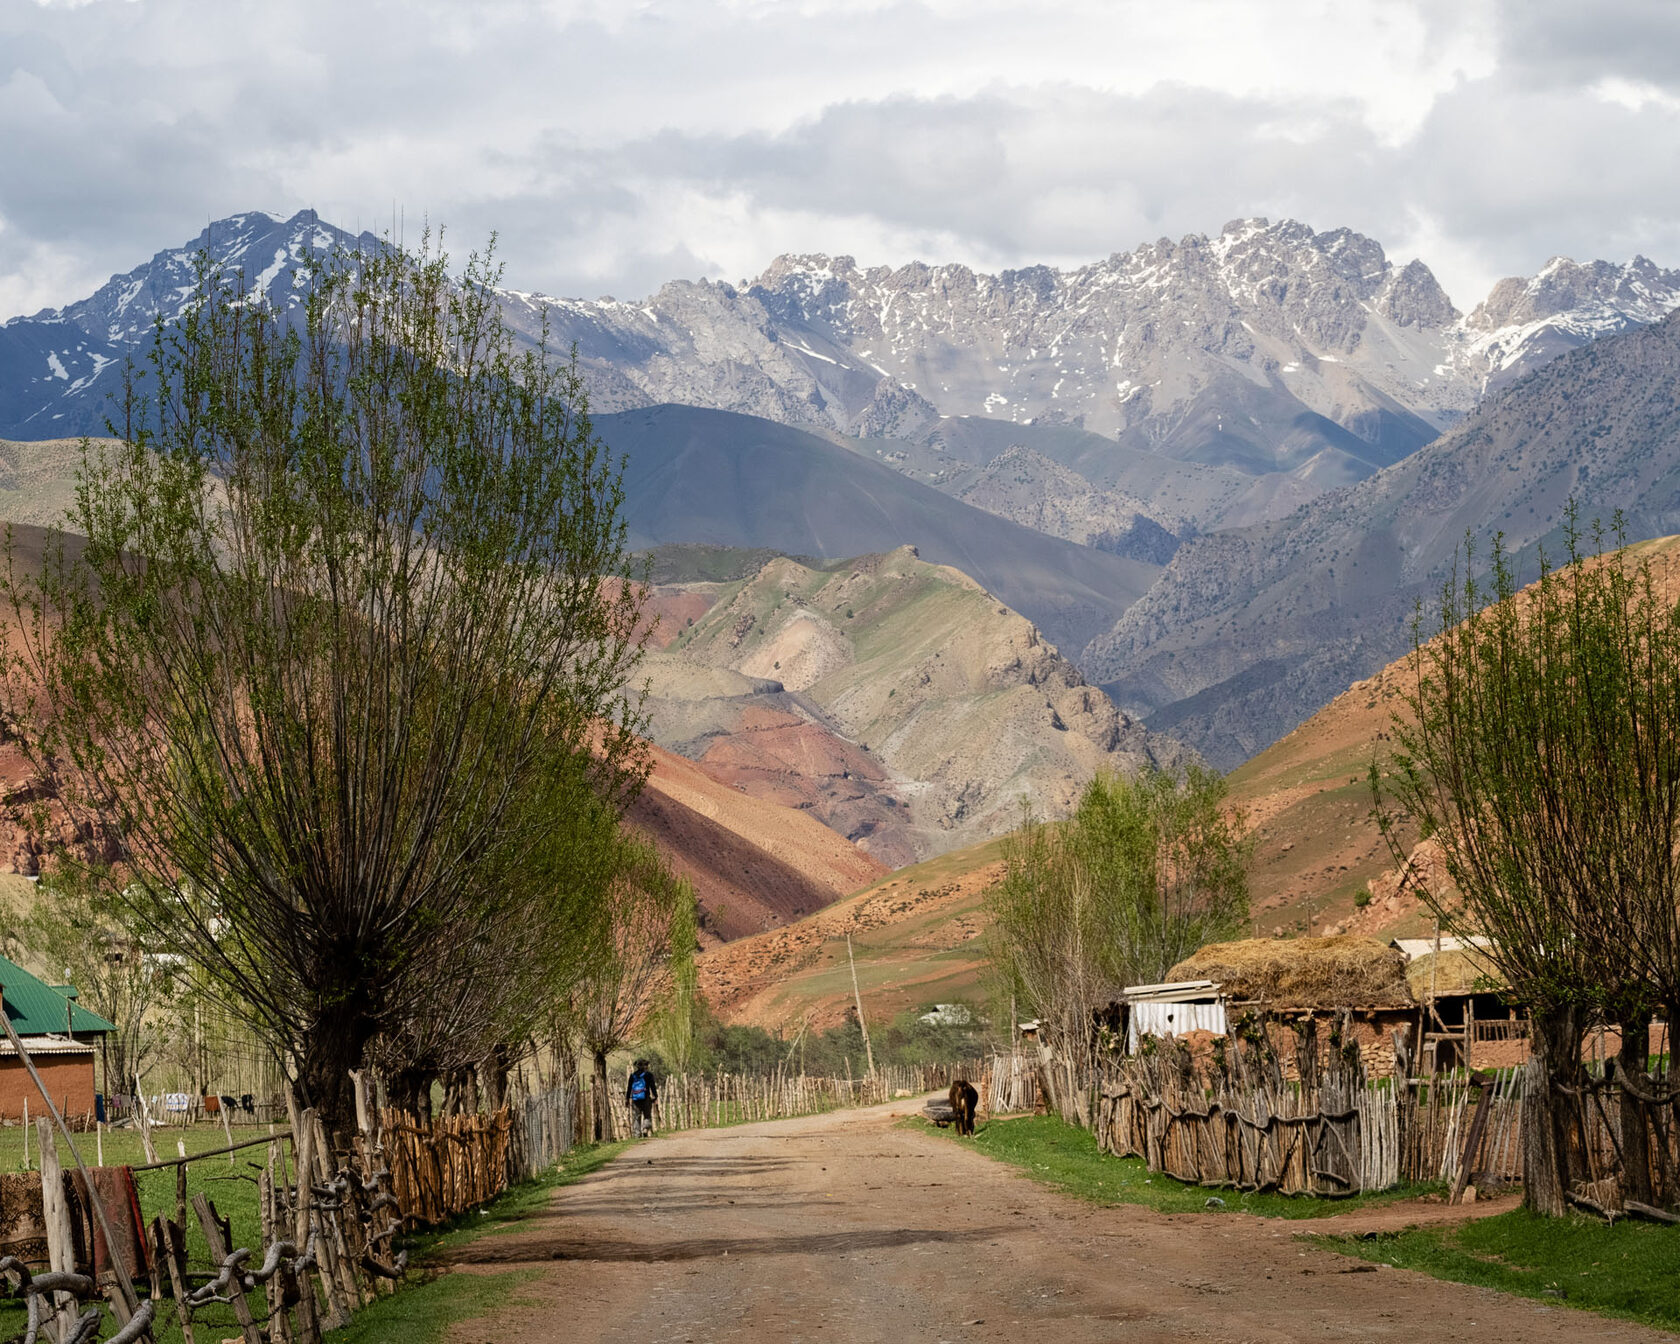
(440, 1100, 1662, 1343)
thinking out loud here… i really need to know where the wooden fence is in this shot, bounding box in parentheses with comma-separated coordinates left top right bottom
(583, 1060, 985, 1139)
(381, 1108, 514, 1228)
(0, 1096, 407, 1344)
(1095, 1058, 1540, 1196)
(979, 1051, 1041, 1114)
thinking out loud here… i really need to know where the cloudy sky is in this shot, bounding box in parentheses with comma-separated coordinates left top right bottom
(3, 0, 1678, 320)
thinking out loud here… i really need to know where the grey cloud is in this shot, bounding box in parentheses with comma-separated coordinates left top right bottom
(1498, 0, 1680, 92)
(1, 0, 1679, 320)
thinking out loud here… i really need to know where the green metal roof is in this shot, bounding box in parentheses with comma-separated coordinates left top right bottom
(0, 956, 115, 1035)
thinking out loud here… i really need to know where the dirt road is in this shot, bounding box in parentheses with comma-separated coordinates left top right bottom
(441, 1101, 1664, 1343)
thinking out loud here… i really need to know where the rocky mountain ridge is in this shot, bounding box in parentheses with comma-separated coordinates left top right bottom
(1088, 307, 1680, 768)
(6, 212, 1678, 517)
(506, 218, 1680, 486)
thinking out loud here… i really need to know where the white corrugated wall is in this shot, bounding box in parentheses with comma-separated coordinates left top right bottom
(1128, 1000, 1227, 1053)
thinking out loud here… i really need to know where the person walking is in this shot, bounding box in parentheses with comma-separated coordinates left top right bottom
(626, 1058, 658, 1137)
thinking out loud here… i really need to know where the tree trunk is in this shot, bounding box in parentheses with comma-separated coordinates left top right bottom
(388, 1068, 430, 1119)
(297, 1011, 375, 1139)
(482, 1044, 511, 1111)
(1523, 1005, 1585, 1216)
(1618, 1012, 1654, 1207)
(592, 1049, 613, 1142)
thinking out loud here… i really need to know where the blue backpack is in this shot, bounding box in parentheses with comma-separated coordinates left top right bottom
(629, 1071, 650, 1101)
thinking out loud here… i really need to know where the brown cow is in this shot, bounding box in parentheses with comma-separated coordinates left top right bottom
(948, 1079, 978, 1136)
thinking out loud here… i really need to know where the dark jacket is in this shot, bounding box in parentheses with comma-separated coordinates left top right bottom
(626, 1068, 657, 1104)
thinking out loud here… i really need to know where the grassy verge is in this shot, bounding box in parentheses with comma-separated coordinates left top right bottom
(0, 1137, 625, 1344)
(1317, 1210, 1680, 1334)
(918, 1114, 1439, 1219)
(323, 1139, 628, 1344)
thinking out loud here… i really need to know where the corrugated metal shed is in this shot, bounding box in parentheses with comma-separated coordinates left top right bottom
(0, 956, 116, 1035)
(1122, 979, 1228, 1053)
(1128, 1000, 1228, 1052)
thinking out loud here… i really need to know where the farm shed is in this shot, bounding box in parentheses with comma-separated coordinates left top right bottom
(0, 956, 115, 1120)
(1400, 942, 1528, 1071)
(1166, 936, 1417, 1077)
(1121, 980, 1226, 1053)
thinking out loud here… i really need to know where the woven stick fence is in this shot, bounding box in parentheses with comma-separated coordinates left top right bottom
(380, 1108, 514, 1228)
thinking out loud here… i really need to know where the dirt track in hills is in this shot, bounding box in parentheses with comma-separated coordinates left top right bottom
(439, 1100, 1666, 1344)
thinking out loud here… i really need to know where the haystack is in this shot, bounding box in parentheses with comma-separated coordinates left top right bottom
(1405, 947, 1506, 1000)
(1167, 936, 1413, 1010)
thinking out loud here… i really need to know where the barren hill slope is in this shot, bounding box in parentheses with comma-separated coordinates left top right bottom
(1225, 530, 1680, 941)
(602, 403, 1161, 658)
(646, 546, 1191, 864)
(695, 836, 1005, 1030)
(627, 742, 887, 945)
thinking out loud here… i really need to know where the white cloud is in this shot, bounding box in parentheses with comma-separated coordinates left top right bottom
(0, 0, 1675, 320)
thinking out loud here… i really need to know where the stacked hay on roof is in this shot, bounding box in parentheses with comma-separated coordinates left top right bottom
(1167, 936, 1413, 1010)
(1405, 947, 1506, 1000)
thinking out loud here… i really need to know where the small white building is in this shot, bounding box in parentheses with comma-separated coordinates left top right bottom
(1122, 979, 1227, 1053)
(1389, 935, 1493, 963)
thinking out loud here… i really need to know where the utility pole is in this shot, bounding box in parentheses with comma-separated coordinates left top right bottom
(847, 933, 876, 1078)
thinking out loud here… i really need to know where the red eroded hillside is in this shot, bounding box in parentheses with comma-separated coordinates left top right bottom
(627, 742, 887, 945)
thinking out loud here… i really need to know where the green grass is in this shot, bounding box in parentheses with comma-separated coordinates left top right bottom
(1318, 1210, 1680, 1333)
(921, 1114, 1439, 1219)
(0, 1120, 260, 1174)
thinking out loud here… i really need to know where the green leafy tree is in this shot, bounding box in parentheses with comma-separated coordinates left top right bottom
(1, 233, 649, 1132)
(986, 765, 1250, 1120)
(572, 831, 697, 1140)
(1373, 510, 1680, 1215)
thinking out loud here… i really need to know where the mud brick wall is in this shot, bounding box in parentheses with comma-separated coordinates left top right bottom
(0, 1055, 95, 1120)
(1261, 1011, 1413, 1080)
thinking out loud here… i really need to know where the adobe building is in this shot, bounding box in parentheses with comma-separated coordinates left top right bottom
(0, 956, 115, 1121)
(1147, 936, 1421, 1078)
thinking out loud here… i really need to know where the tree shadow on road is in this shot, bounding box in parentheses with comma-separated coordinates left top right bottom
(441, 1224, 1012, 1266)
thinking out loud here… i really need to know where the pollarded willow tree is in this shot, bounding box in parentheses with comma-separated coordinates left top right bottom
(986, 765, 1251, 1119)
(1373, 509, 1680, 1216)
(1, 233, 650, 1133)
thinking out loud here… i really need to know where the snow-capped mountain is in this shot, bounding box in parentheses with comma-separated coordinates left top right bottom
(4, 212, 1679, 521)
(0, 211, 376, 437)
(1458, 254, 1680, 392)
(498, 217, 1680, 493)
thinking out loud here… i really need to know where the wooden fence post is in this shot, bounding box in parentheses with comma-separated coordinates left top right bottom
(193, 1193, 264, 1344)
(289, 1104, 342, 1333)
(151, 1214, 195, 1344)
(310, 1112, 366, 1312)
(35, 1119, 74, 1344)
